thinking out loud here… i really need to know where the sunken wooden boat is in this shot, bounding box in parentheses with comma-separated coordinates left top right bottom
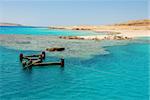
(19, 51, 64, 69)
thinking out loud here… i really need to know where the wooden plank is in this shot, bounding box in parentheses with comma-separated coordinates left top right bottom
(25, 59, 42, 68)
(33, 62, 61, 66)
(23, 56, 41, 60)
(24, 54, 41, 57)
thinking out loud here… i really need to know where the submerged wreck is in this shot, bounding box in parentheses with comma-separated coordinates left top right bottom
(19, 51, 64, 69)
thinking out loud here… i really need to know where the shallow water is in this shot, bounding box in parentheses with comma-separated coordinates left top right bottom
(0, 27, 149, 99)
(1, 34, 134, 59)
(0, 26, 101, 36)
(0, 42, 149, 100)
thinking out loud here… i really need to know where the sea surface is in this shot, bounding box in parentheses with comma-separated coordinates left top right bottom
(0, 26, 101, 36)
(0, 26, 149, 100)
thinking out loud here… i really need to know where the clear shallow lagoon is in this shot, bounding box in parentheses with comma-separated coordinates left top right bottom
(0, 26, 149, 99)
(0, 26, 100, 36)
(0, 43, 149, 100)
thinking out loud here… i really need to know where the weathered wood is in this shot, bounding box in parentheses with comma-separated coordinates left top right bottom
(23, 56, 42, 60)
(24, 54, 41, 58)
(42, 51, 45, 59)
(33, 62, 61, 66)
(24, 52, 45, 59)
(32, 58, 64, 67)
(20, 51, 45, 61)
(61, 58, 64, 67)
(26, 59, 42, 68)
(20, 53, 23, 62)
(19, 52, 64, 69)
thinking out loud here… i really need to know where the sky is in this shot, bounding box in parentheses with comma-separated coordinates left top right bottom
(0, 0, 149, 26)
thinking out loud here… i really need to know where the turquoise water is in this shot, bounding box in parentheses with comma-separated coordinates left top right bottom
(0, 26, 149, 99)
(0, 43, 149, 100)
(0, 26, 100, 36)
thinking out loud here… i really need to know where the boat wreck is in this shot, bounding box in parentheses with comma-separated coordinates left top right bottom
(19, 51, 64, 69)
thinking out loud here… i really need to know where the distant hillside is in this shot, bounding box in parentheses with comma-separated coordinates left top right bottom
(0, 23, 22, 26)
(49, 19, 150, 30)
(113, 19, 150, 26)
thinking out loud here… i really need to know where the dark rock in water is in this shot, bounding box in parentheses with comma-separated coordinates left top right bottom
(46, 47, 65, 52)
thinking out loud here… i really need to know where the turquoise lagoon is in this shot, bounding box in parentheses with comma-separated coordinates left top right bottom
(0, 27, 149, 100)
(0, 26, 100, 36)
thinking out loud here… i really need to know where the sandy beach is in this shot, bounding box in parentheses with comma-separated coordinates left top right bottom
(76, 30, 150, 40)
(49, 19, 150, 40)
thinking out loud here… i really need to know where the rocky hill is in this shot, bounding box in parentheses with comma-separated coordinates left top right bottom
(114, 19, 150, 26)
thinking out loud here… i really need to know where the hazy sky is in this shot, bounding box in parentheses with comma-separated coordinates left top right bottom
(0, 0, 149, 26)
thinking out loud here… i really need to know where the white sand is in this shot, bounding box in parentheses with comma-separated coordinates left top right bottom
(95, 30, 150, 37)
(76, 30, 150, 40)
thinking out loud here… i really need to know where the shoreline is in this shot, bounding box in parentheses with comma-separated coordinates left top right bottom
(58, 30, 150, 41)
(48, 19, 150, 39)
